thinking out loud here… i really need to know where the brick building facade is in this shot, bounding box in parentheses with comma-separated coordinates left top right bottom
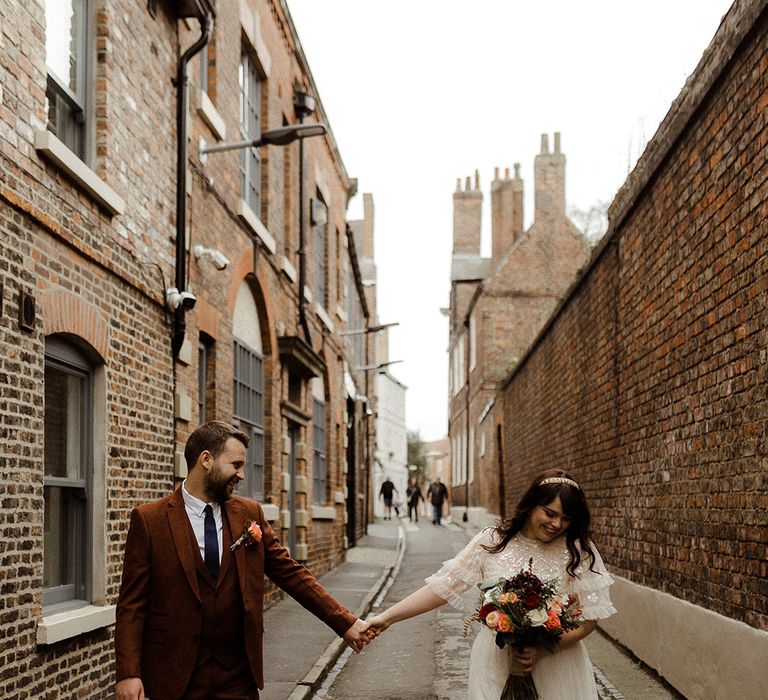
(0, 1, 376, 697)
(447, 139, 590, 526)
(496, 1, 767, 697)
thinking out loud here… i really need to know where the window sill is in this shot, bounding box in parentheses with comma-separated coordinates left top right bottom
(335, 304, 348, 323)
(238, 200, 276, 254)
(311, 505, 336, 520)
(281, 256, 297, 282)
(198, 90, 226, 141)
(315, 304, 335, 333)
(34, 130, 125, 216)
(261, 503, 279, 522)
(37, 603, 116, 645)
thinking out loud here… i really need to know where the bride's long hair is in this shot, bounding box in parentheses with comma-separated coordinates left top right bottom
(484, 468, 597, 577)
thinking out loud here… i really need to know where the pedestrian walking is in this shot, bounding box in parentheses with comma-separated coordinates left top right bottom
(426, 476, 449, 525)
(378, 475, 398, 520)
(406, 478, 425, 522)
(114, 421, 372, 700)
(363, 469, 616, 700)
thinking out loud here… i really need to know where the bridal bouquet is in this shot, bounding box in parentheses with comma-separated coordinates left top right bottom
(464, 559, 583, 700)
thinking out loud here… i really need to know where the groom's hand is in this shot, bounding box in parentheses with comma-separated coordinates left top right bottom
(116, 677, 145, 700)
(362, 614, 390, 636)
(342, 618, 374, 653)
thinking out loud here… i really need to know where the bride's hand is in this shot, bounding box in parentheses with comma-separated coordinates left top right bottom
(511, 646, 540, 673)
(362, 614, 390, 638)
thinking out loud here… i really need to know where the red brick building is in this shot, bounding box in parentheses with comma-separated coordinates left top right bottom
(496, 1, 768, 697)
(0, 1, 376, 696)
(447, 138, 590, 525)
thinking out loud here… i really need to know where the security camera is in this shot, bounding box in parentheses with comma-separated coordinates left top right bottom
(166, 287, 197, 311)
(193, 245, 230, 271)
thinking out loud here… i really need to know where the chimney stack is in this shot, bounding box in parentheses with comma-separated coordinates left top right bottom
(534, 131, 566, 222)
(452, 170, 482, 255)
(491, 163, 524, 260)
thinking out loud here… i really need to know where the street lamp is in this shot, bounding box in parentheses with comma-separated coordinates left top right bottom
(353, 360, 403, 372)
(199, 123, 327, 159)
(340, 322, 399, 337)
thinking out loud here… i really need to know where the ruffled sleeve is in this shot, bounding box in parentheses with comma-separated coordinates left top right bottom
(568, 542, 616, 620)
(425, 528, 494, 612)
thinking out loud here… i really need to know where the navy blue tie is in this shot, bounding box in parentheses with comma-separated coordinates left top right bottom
(203, 504, 219, 580)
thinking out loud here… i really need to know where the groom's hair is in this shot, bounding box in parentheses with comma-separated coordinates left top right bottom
(185, 421, 249, 469)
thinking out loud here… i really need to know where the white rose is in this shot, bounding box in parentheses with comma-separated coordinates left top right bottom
(528, 608, 549, 627)
(484, 590, 495, 604)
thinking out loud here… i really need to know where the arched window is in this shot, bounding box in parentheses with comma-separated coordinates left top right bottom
(43, 336, 93, 608)
(233, 282, 265, 500)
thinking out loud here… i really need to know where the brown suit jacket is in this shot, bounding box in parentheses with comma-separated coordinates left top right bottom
(115, 489, 356, 697)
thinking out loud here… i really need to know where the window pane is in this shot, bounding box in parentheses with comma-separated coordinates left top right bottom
(43, 485, 85, 603)
(44, 364, 84, 480)
(45, 0, 82, 95)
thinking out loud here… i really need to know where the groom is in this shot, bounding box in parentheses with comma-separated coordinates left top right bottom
(115, 421, 371, 700)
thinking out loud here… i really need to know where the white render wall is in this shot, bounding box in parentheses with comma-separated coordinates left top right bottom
(373, 372, 408, 518)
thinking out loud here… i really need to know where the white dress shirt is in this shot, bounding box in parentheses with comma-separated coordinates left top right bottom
(181, 480, 223, 564)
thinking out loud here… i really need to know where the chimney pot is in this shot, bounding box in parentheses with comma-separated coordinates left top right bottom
(465, 176, 471, 191)
(504, 167, 510, 180)
(494, 166, 500, 181)
(474, 170, 480, 191)
(554, 132, 561, 154)
(540, 133, 549, 154)
(514, 163, 521, 179)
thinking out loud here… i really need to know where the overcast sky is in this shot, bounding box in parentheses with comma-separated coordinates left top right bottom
(287, 0, 734, 441)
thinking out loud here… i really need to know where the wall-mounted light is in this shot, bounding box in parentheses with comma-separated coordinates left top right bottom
(341, 322, 399, 337)
(199, 123, 327, 162)
(352, 360, 403, 372)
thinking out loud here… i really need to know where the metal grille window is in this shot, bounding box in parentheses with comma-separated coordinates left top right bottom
(312, 398, 327, 505)
(45, 0, 89, 160)
(44, 338, 92, 608)
(239, 51, 262, 214)
(233, 339, 265, 499)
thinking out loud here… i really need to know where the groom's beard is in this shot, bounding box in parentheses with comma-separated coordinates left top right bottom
(204, 460, 238, 503)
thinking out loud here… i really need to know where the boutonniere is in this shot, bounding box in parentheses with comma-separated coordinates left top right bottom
(231, 520, 262, 551)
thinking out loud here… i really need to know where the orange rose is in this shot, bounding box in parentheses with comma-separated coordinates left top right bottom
(497, 613, 513, 633)
(544, 610, 562, 630)
(499, 592, 518, 605)
(247, 521, 263, 543)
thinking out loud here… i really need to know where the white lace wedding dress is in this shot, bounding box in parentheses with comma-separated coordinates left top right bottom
(426, 528, 616, 700)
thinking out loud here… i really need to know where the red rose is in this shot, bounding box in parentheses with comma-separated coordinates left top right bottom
(524, 594, 541, 609)
(478, 603, 496, 619)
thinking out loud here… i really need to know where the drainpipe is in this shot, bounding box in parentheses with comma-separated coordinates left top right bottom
(172, 9, 213, 358)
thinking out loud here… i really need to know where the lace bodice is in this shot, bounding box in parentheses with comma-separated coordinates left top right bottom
(425, 528, 616, 620)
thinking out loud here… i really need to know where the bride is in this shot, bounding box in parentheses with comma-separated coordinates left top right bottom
(364, 469, 616, 699)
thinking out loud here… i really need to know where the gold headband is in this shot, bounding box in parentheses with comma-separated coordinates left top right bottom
(539, 476, 580, 490)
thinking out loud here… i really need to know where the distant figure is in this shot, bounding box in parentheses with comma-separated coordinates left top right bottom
(379, 476, 398, 520)
(406, 479, 425, 522)
(426, 477, 449, 525)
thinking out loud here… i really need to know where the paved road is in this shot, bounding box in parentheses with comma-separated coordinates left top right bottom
(319, 519, 472, 700)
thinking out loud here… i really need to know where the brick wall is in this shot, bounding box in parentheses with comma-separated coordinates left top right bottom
(498, 4, 768, 632)
(0, 0, 375, 696)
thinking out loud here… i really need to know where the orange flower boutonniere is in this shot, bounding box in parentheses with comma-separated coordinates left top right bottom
(231, 520, 262, 551)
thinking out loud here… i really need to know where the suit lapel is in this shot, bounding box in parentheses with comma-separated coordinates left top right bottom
(225, 499, 250, 597)
(167, 489, 201, 602)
